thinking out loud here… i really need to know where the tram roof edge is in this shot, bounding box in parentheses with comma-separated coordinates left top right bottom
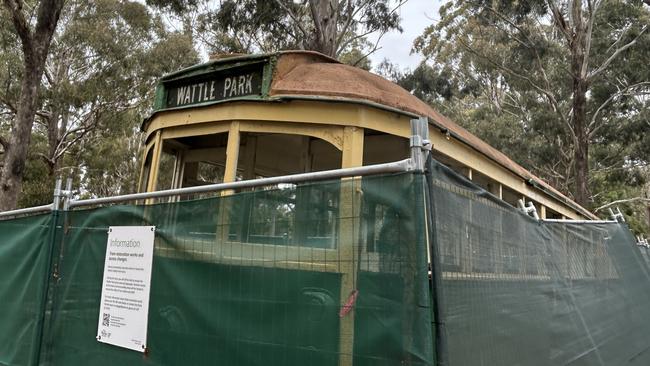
(142, 50, 597, 220)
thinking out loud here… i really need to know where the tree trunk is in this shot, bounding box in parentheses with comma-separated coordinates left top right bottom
(571, 61, 589, 207)
(569, 1, 590, 208)
(0, 69, 41, 209)
(0, 0, 65, 211)
(309, 0, 339, 57)
(572, 79, 589, 207)
(45, 110, 60, 176)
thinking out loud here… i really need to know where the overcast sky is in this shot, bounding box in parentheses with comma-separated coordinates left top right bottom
(368, 0, 442, 71)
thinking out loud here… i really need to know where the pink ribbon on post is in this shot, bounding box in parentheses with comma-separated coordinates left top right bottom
(339, 290, 359, 318)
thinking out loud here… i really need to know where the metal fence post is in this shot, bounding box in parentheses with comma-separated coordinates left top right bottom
(62, 178, 73, 211)
(31, 177, 64, 366)
(410, 116, 431, 172)
(52, 178, 63, 211)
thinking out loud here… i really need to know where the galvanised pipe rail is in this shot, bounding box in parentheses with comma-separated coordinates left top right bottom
(0, 203, 54, 219)
(68, 158, 413, 209)
(541, 219, 617, 224)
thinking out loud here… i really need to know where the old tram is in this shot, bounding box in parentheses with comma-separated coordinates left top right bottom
(136, 51, 597, 365)
(139, 51, 592, 220)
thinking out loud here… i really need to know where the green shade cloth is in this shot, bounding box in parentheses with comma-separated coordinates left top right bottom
(0, 214, 52, 366)
(1, 173, 432, 366)
(4, 159, 649, 366)
(426, 158, 650, 366)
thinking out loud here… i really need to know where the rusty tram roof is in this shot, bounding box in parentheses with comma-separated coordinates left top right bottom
(145, 51, 594, 219)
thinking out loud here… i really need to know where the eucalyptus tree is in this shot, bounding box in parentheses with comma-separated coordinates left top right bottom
(148, 0, 406, 65)
(414, 0, 650, 211)
(0, 0, 65, 210)
(1, 0, 199, 207)
(37, 0, 198, 175)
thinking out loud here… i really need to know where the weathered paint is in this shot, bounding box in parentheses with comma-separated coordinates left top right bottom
(142, 100, 591, 219)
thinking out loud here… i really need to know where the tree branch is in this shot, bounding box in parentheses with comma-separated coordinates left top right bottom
(54, 126, 94, 161)
(32, 0, 64, 60)
(546, 0, 572, 43)
(273, 0, 309, 40)
(589, 25, 648, 79)
(336, 28, 375, 55)
(351, 28, 388, 67)
(2, 0, 33, 52)
(0, 134, 9, 151)
(36, 152, 54, 166)
(455, 36, 575, 139)
(35, 109, 51, 120)
(336, 0, 408, 55)
(588, 81, 650, 135)
(335, 0, 358, 50)
(481, 7, 559, 100)
(582, 0, 603, 78)
(0, 96, 17, 114)
(594, 197, 650, 213)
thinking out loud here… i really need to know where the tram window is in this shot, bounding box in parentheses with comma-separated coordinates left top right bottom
(173, 133, 228, 188)
(156, 149, 177, 191)
(197, 161, 224, 184)
(229, 183, 339, 248)
(363, 130, 409, 165)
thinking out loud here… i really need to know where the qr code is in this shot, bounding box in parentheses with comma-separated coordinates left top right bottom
(102, 313, 110, 327)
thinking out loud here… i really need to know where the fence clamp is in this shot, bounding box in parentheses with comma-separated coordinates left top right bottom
(409, 117, 431, 172)
(518, 199, 540, 220)
(608, 207, 625, 223)
(61, 178, 74, 211)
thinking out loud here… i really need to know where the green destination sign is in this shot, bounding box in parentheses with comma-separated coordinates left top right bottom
(165, 66, 263, 108)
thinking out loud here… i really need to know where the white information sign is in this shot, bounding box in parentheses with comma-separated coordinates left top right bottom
(96, 226, 155, 352)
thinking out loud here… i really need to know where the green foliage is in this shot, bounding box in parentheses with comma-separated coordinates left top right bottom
(17, 136, 53, 208)
(73, 109, 145, 198)
(198, 0, 301, 53)
(338, 38, 373, 70)
(151, 0, 404, 61)
(145, 0, 200, 15)
(4, 0, 402, 208)
(0, 0, 200, 206)
(412, 0, 650, 233)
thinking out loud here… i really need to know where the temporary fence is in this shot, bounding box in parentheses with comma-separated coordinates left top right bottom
(0, 213, 52, 366)
(426, 158, 650, 366)
(0, 163, 433, 366)
(1, 120, 650, 366)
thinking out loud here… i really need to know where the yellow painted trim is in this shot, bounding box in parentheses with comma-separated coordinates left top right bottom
(145, 100, 406, 141)
(338, 126, 364, 366)
(222, 121, 241, 195)
(159, 120, 343, 151)
(137, 140, 156, 193)
(161, 123, 230, 140)
(427, 127, 584, 219)
(146, 131, 163, 192)
(145, 99, 589, 219)
(341, 126, 364, 168)
(240, 120, 344, 150)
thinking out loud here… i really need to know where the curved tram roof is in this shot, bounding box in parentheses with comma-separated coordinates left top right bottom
(144, 51, 595, 219)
